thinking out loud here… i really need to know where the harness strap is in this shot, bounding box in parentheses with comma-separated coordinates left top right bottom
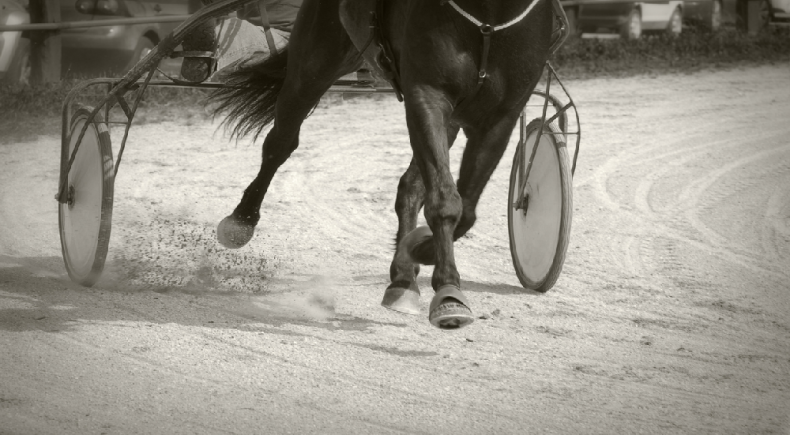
(256, 0, 279, 56)
(454, 24, 491, 115)
(446, 0, 541, 31)
(477, 25, 492, 85)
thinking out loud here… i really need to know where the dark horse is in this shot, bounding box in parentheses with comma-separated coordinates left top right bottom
(210, 0, 554, 329)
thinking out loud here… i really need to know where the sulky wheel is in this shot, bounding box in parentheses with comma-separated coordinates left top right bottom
(508, 118, 572, 292)
(58, 105, 114, 287)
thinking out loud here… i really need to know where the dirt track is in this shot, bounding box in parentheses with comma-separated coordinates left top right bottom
(1, 64, 789, 434)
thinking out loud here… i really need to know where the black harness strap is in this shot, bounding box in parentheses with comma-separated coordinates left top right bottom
(454, 24, 492, 115)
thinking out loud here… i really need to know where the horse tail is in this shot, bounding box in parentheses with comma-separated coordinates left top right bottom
(210, 48, 289, 140)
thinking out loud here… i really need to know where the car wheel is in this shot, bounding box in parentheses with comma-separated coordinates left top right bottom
(708, 0, 722, 31)
(620, 8, 642, 39)
(125, 37, 155, 71)
(5, 37, 31, 86)
(666, 7, 683, 36)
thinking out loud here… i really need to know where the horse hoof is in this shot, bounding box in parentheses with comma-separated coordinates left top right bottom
(381, 283, 421, 315)
(429, 285, 474, 330)
(400, 226, 435, 265)
(217, 216, 255, 249)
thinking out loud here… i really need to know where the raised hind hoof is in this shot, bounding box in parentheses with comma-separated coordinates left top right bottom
(400, 225, 435, 265)
(217, 216, 255, 249)
(381, 283, 421, 315)
(429, 285, 474, 330)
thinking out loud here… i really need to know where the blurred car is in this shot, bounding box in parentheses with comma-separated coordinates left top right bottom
(684, 0, 790, 31)
(1, 0, 193, 83)
(682, 0, 725, 29)
(0, 0, 30, 85)
(769, 0, 790, 23)
(561, 0, 789, 36)
(60, 0, 192, 76)
(573, 0, 684, 39)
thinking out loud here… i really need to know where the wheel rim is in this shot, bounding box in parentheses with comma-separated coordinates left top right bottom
(59, 111, 112, 285)
(509, 129, 563, 286)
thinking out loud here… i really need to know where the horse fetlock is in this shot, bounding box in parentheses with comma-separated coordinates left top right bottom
(217, 215, 256, 249)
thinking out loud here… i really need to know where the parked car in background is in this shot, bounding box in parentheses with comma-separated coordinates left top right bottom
(769, 0, 790, 23)
(561, 0, 789, 37)
(0, 0, 29, 85)
(718, 0, 790, 30)
(2, 0, 193, 83)
(569, 0, 684, 39)
(60, 0, 192, 76)
(682, 0, 725, 29)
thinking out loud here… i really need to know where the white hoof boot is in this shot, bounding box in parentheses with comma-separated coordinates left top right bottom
(217, 216, 255, 249)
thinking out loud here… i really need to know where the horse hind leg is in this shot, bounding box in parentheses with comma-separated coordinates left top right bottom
(381, 160, 425, 314)
(216, 2, 362, 249)
(215, 65, 331, 249)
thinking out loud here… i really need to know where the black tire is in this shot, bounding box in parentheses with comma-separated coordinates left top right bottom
(620, 8, 642, 39)
(4, 37, 30, 86)
(508, 119, 573, 292)
(58, 105, 114, 287)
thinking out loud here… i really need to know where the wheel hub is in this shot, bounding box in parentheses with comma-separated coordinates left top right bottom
(67, 185, 75, 209)
(514, 193, 530, 214)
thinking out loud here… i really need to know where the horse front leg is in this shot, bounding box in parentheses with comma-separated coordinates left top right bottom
(401, 90, 473, 330)
(382, 125, 459, 315)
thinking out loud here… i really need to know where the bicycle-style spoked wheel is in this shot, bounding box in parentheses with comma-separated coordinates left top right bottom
(58, 105, 114, 287)
(508, 118, 572, 292)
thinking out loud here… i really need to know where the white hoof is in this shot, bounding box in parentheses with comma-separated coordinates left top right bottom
(217, 216, 255, 249)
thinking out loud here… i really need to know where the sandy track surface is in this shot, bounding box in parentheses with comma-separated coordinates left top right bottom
(1, 64, 789, 434)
